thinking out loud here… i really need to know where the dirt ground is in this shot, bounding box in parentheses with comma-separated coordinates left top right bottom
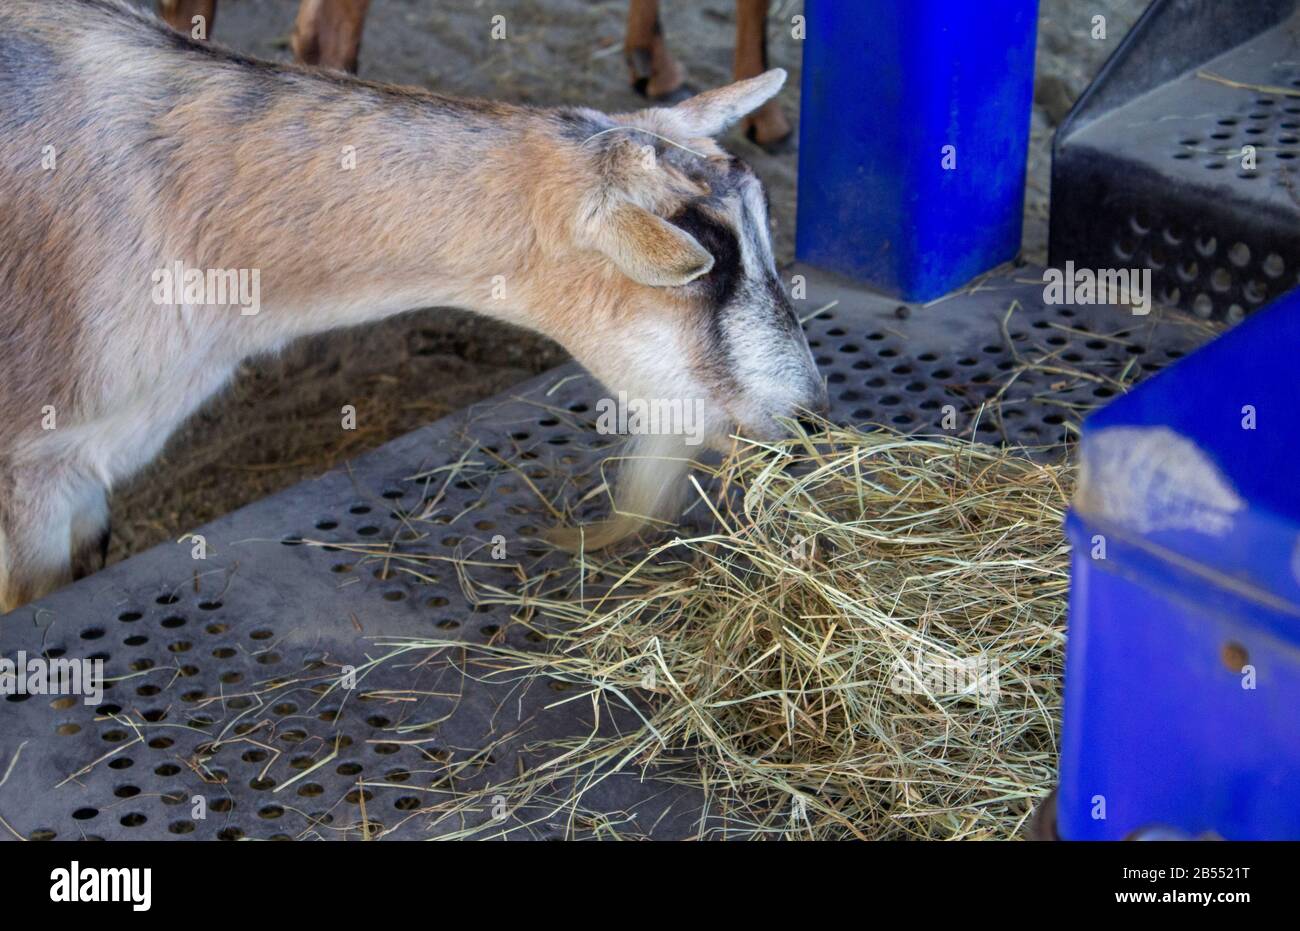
(108, 0, 1149, 562)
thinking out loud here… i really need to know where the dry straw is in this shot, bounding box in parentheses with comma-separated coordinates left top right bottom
(373, 425, 1075, 840)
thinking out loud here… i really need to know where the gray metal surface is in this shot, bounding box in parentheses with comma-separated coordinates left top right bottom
(1051, 3, 1300, 323)
(0, 264, 1215, 840)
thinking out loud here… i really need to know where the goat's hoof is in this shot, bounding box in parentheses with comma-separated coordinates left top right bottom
(647, 83, 695, 105)
(745, 124, 794, 153)
(627, 45, 688, 101)
(743, 106, 794, 153)
(626, 47, 654, 96)
(629, 74, 693, 104)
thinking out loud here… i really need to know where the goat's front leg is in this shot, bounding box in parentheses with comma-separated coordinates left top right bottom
(625, 0, 687, 100)
(292, 0, 373, 74)
(158, 0, 217, 38)
(735, 0, 791, 148)
(0, 468, 85, 615)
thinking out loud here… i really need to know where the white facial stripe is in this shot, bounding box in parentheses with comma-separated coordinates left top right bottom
(739, 180, 776, 277)
(732, 195, 760, 280)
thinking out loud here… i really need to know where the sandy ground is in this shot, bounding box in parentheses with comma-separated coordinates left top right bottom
(108, 0, 1149, 562)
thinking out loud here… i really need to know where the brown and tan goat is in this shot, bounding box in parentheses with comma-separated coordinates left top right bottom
(158, 0, 792, 146)
(0, 0, 825, 612)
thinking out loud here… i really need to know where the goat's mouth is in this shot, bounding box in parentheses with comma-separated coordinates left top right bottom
(726, 410, 829, 449)
(704, 386, 830, 449)
(723, 411, 787, 445)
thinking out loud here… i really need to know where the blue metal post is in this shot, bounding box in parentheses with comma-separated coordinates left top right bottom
(795, 0, 1040, 301)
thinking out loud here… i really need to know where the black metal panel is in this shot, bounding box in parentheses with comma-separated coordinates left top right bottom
(1050, 0, 1300, 323)
(0, 265, 1214, 840)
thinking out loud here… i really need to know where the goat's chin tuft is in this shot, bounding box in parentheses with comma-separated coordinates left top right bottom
(547, 432, 693, 553)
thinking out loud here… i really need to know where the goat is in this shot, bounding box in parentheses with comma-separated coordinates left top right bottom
(157, 0, 792, 146)
(0, 0, 825, 613)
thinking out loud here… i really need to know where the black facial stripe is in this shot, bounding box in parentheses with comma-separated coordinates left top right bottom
(668, 203, 741, 311)
(666, 203, 745, 398)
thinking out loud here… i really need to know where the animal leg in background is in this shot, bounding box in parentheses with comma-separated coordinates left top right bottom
(734, 0, 790, 147)
(158, 0, 215, 37)
(624, 0, 687, 99)
(158, 0, 371, 74)
(292, 0, 372, 74)
(625, 0, 790, 147)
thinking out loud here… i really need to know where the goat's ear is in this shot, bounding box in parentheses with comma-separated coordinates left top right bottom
(662, 68, 786, 138)
(593, 202, 714, 287)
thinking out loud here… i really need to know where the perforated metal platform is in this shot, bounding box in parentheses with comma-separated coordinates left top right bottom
(1050, 0, 1300, 324)
(0, 264, 1217, 840)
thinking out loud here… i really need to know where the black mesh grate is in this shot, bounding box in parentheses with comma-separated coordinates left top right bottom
(0, 264, 1215, 840)
(1051, 4, 1300, 324)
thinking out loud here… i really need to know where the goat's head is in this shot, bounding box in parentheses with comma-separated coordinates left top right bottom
(538, 70, 826, 547)
(561, 69, 826, 448)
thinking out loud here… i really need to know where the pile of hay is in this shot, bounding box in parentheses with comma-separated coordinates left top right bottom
(402, 426, 1074, 840)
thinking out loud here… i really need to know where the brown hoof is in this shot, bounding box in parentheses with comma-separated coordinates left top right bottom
(744, 102, 794, 152)
(626, 41, 687, 101)
(628, 72, 694, 105)
(647, 83, 696, 105)
(626, 46, 655, 96)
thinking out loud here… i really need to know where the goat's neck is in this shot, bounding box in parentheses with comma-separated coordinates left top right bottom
(167, 87, 566, 353)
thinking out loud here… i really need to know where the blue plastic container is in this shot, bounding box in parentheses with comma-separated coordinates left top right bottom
(794, 0, 1040, 301)
(1058, 291, 1300, 840)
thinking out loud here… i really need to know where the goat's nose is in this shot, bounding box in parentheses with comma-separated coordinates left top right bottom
(795, 412, 823, 434)
(795, 386, 831, 434)
(809, 380, 831, 418)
